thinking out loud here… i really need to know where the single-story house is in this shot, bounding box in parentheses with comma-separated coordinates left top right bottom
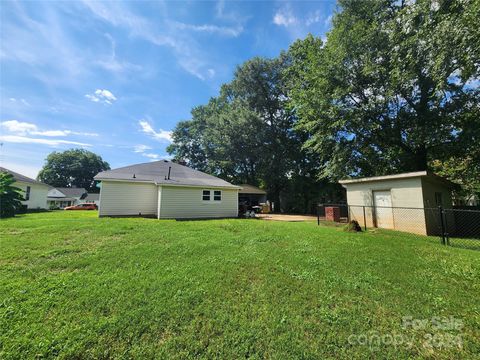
(0, 167, 49, 209)
(47, 187, 88, 209)
(339, 171, 456, 235)
(94, 160, 240, 218)
(238, 184, 267, 206)
(82, 193, 100, 206)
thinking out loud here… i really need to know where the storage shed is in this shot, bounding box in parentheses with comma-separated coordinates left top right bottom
(94, 160, 240, 219)
(339, 171, 456, 235)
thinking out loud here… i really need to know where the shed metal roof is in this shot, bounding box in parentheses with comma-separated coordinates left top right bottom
(339, 171, 457, 188)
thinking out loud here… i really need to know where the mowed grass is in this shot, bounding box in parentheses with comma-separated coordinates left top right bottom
(1, 212, 479, 359)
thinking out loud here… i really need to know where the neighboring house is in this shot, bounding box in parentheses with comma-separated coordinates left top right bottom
(339, 171, 457, 236)
(238, 184, 267, 206)
(82, 193, 100, 206)
(47, 187, 88, 209)
(0, 167, 49, 209)
(94, 160, 240, 218)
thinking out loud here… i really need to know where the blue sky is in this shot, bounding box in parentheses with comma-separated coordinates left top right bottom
(0, 0, 336, 178)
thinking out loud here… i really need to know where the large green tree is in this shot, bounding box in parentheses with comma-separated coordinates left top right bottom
(0, 172, 24, 218)
(38, 149, 110, 192)
(168, 57, 323, 212)
(286, 0, 480, 182)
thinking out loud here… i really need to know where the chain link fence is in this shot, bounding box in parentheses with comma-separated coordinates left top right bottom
(317, 203, 480, 250)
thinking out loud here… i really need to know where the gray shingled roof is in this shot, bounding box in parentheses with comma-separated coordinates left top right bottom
(0, 167, 48, 186)
(238, 184, 267, 194)
(51, 187, 88, 198)
(94, 160, 240, 189)
(84, 193, 99, 201)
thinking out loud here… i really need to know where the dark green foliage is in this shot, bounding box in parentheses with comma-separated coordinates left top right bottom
(169, 0, 479, 207)
(38, 149, 110, 192)
(0, 172, 24, 218)
(344, 220, 362, 232)
(286, 0, 480, 181)
(168, 57, 338, 212)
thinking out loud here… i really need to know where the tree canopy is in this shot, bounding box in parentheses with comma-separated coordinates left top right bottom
(168, 0, 480, 209)
(38, 149, 110, 193)
(286, 0, 479, 182)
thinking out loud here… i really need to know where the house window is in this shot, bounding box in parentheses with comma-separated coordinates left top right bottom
(202, 190, 211, 201)
(25, 186, 31, 201)
(435, 192, 443, 206)
(214, 190, 222, 201)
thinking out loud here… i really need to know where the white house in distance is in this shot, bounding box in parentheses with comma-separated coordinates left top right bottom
(94, 160, 240, 218)
(82, 193, 100, 206)
(47, 187, 88, 209)
(0, 167, 49, 209)
(339, 171, 456, 235)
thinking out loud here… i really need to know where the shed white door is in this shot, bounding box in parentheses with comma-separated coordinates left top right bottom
(373, 191, 394, 229)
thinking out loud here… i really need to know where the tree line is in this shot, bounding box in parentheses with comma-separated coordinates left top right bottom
(167, 0, 480, 212)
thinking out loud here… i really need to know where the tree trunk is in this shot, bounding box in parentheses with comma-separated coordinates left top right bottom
(414, 147, 428, 171)
(271, 189, 281, 213)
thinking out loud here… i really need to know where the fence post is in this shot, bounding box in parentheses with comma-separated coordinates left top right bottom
(317, 203, 320, 226)
(443, 209, 450, 246)
(363, 206, 367, 231)
(438, 206, 446, 245)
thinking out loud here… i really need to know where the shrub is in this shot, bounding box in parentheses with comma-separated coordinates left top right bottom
(344, 220, 362, 232)
(0, 172, 24, 218)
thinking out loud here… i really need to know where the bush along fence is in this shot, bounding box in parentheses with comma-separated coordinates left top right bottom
(317, 203, 480, 250)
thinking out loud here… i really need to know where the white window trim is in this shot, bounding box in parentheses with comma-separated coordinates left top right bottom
(202, 189, 222, 203)
(202, 189, 211, 202)
(213, 190, 222, 202)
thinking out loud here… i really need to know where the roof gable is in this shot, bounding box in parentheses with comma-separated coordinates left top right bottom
(0, 167, 48, 186)
(56, 187, 87, 197)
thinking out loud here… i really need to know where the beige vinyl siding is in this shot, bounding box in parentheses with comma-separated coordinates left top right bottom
(345, 177, 428, 235)
(159, 186, 238, 219)
(15, 181, 48, 209)
(421, 177, 455, 235)
(99, 181, 157, 216)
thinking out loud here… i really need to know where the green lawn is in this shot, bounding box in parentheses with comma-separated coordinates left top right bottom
(1, 211, 479, 359)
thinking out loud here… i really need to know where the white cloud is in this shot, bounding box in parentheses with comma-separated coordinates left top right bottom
(141, 152, 172, 162)
(215, 0, 226, 18)
(82, 1, 224, 81)
(139, 120, 172, 142)
(0, 3, 88, 86)
(133, 144, 152, 153)
(85, 89, 117, 104)
(172, 21, 243, 37)
(0, 135, 91, 147)
(306, 11, 321, 26)
(1, 120, 99, 137)
(325, 14, 333, 27)
(273, 8, 297, 27)
(1, 120, 37, 135)
(95, 33, 141, 73)
(9, 98, 30, 106)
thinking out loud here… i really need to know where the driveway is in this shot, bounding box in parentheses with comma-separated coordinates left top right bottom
(257, 214, 318, 222)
